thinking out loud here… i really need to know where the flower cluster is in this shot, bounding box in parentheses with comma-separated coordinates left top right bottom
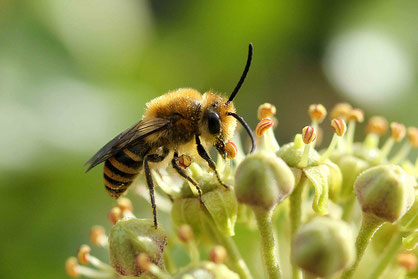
(66, 103, 417, 279)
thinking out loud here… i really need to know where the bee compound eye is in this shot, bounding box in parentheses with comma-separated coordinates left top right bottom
(207, 112, 221, 135)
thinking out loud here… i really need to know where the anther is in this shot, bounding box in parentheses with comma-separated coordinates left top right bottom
(331, 118, 347, 137)
(209, 245, 228, 264)
(309, 104, 327, 124)
(257, 103, 276, 120)
(90, 226, 107, 247)
(177, 224, 194, 243)
(225, 141, 238, 159)
(108, 207, 123, 226)
(116, 197, 133, 212)
(390, 122, 406, 142)
(256, 118, 274, 137)
(65, 257, 80, 278)
(77, 245, 91, 265)
(319, 119, 347, 163)
(364, 116, 388, 149)
(330, 103, 352, 119)
(302, 126, 317, 145)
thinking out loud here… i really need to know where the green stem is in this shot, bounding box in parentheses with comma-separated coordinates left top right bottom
(203, 210, 253, 279)
(289, 179, 306, 279)
(253, 207, 282, 279)
(341, 213, 383, 279)
(368, 230, 403, 279)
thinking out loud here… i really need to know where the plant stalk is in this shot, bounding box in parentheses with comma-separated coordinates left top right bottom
(253, 206, 282, 279)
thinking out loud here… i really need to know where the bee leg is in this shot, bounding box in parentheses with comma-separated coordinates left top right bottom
(143, 148, 170, 229)
(172, 152, 204, 204)
(195, 135, 230, 189)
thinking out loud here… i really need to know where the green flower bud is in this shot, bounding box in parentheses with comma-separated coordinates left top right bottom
(171, 198, 205, 237)
(337, 155, 369, 201)
(354, 165, 416, 223)
(292, 216, 355, 277)
(108, 218, 167, 277)
(202, 187, 237, 236)
(235, 152, 295, 210)
(174, 261, 239, 279)
(277, 135, 320, 168)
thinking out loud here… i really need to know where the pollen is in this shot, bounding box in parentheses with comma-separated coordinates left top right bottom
(366, 116, 388, 135)
(77, 245, 91, 265)
(390, 122, 406, 142)
(331, 118, 347, 137)
(347, 109, 364, 123)
(330, 103, 352, 119)
(257, 103, 276, 120)
(256, 118, 274, 136)
(302, 126, 316, 144)
(407, 127, 418, 147)
(309, 104, 327, 123)
(178, 154, 192, 169)
(225, 141, 238, 159)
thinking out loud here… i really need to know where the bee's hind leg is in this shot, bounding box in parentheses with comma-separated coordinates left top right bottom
(172, 152, 204, 203)
(144, 147, 170, 229)
(195, 135, 230, 189)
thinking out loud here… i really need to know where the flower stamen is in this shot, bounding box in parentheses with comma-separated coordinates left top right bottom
(319, 118, 346, 163)
(298, 126, 316, 168)
(345, 109, 364, 154)
(373, 122, 406, 164)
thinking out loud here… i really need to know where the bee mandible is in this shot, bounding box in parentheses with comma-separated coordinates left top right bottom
(86, 44, 256, 228)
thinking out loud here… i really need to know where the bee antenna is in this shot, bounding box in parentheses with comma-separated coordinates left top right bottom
(226, 112, 256, 153)
(226, 43, 253, 105)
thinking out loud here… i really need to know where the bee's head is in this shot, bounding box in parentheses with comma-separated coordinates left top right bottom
(199, 43, 255, 158)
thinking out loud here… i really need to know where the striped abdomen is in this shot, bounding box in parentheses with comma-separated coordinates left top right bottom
(104, 147, 145, 198)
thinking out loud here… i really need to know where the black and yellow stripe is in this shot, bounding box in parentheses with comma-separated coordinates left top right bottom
(104, 148, 144, 198)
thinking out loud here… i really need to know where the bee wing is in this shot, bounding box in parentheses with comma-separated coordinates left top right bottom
(85, 118, 171, 171)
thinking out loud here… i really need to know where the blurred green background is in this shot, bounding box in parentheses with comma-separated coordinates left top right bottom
(0, 1, 417, 278)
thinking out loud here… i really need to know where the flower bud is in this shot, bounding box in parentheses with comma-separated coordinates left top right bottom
(407, 127, 418, 147)
(302, 126, 316, 144)
(331, 118, 346, 137)
(354, 165, 416, 222)
(174, 262, 239, 279)
(257, 103, 276, 120)
(177, 224, 194, 243)
(202, 187, 238, 236)
(235, 152, 295, 210)
(171, 198, 205, 237)
(179, 154, 192, 169)
(77, 245, 90, 265)
(210, 245, 227, 264)
(366, 116, 388, 135)
(390, 122, 406, 142)
(65, 257, 79, 278)
(108, 218, 167, 276)
(292, 217, 355, 277)
(347, 108, 364, 123)
(309, 104, 327, 123)
(278, 135, 320, 168)
(256, 118, 274, 136)
(330, 103, 352, 119)
(225, 141, 238, 159)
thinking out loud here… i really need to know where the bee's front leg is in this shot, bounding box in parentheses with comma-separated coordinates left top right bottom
(195, 135, 230, 189)
(171, 152, 204, 203)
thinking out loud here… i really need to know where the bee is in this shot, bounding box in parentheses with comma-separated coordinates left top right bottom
(86, 44, 255, 228)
